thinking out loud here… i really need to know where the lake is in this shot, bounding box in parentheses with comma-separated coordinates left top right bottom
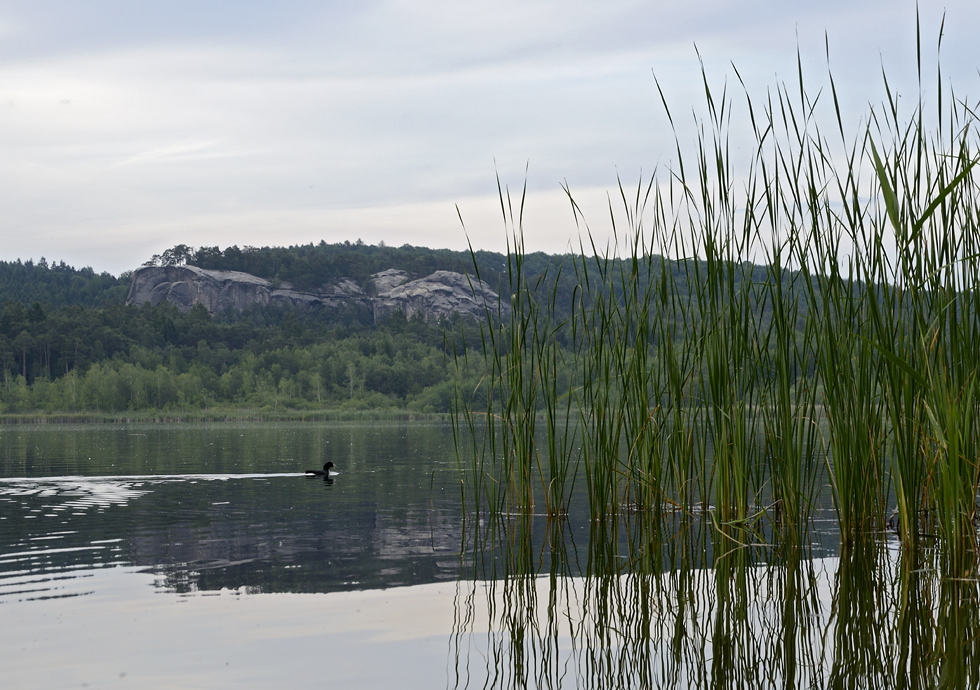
(1, 423, 977, 688)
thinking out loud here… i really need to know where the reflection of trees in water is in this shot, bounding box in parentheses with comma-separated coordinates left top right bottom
(139, 503, 465, 595)
(451, 514, 980, 688)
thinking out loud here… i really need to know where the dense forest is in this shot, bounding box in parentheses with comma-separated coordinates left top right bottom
(0, 258, 128, 308)
(0, 300, 467, 415)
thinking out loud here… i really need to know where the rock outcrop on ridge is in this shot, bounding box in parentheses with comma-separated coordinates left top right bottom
(371, 270, 506, 322)
(125, 265, 507, 323)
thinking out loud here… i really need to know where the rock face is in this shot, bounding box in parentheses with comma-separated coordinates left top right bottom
(372, 270, 506, 322)
(125, 265, 367, 314)
(370, 268, 409, 294)
(126, 265, 508, 322)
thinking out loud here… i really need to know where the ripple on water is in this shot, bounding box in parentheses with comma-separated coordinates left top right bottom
(0, 474, 300, 603)
(0, 478, 151, 512)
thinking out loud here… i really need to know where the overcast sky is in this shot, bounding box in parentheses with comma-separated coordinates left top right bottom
(0, 1, 976, 275)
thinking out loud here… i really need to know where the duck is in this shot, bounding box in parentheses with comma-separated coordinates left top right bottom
(304, 462, 335, 477)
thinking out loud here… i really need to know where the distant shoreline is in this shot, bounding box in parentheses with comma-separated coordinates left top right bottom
(0, 409, 451, 424)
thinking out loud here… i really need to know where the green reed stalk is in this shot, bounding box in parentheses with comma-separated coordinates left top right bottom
(454, 23, 980, 551)
(572, 234, 619, 519)
(914, 89, 980, 552)
(693, 169, 763, 528)
(455, 174, 581, 521)
(862, 25, 980, 543)
(658, 247, 708, 517)
(757, 246, 820, 540)
(805, 193, 889, 538)
(618, 212, 667, 517)
(537, 256, 578, 518)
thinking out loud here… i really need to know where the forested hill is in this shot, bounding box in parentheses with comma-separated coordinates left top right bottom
(0, 258, 127, 308)
(4, 241, 709, 314)
(0, 242, 525, 416)
(2, 241, 578, 312)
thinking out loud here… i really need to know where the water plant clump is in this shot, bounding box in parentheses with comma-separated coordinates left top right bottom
(454, 25, 980, 555)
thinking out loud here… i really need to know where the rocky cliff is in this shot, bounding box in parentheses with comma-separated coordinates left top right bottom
(370, 269, 508, 322)
(126, 265, 507, 322)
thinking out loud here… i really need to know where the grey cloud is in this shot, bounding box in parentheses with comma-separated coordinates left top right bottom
(0, 0, 977, 274)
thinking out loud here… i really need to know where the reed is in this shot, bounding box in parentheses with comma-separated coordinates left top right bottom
(453, 175, 579, 520)
(455, 24, 980, 552)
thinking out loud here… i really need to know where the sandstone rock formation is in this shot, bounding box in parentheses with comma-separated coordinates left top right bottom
(126, 265, 507, 323)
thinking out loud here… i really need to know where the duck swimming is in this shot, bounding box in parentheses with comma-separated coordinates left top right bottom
(304, 462, 335, 477)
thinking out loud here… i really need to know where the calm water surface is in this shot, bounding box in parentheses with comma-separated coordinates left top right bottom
(0, 423, 478, 688)
(1, 423, 975, 688)
(0, 422, 467, 596)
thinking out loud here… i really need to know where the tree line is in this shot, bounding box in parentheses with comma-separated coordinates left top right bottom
(0, 258, 127, 308)
(0, 298, 476, 414)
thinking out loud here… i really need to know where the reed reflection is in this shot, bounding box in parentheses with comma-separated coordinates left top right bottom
(450, 514, 578, 690)
(900, 544, 980, 688)
(451, 494, 980, 688)
(450, 513, 839, 689)
(827, 537, 891, 686)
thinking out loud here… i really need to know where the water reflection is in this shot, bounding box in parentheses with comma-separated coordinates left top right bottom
(3, 424, 980, 687)
(0, 423, 466, 600)
(451, 516, 980, 689)
(828, 537, 891, 684)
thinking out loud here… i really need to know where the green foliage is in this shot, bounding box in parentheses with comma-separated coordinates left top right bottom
(0, 243, 533, 416)
(180, 240, 493, 293)
(0, 299, 479, 415)
(0, 258, 127, 308)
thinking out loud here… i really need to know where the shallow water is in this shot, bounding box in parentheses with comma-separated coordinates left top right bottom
(2, 422, 978, 688)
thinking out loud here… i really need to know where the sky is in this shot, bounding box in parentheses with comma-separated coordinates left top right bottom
(0, 0, 977, 275)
